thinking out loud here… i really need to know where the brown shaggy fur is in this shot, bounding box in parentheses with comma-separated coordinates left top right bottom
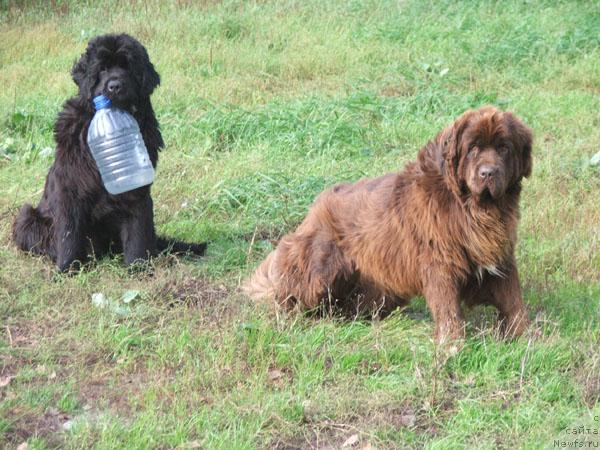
(245, 106, 533, 342)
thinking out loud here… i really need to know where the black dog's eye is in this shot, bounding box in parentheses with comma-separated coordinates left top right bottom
(116, 55, 129, 69)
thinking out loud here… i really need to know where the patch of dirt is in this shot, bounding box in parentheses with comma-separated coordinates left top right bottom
(157, 277, 230, 309)
(267, 366, 294, 390)
(3, 405, 69, 448)
(575, 357, 600, 408)
(78, 369, 155, 416)
(272, 399, 443, 450)
(377, 404, 440, 436)
(1, 323, 46, 381)
(272, 422, 359, 450)
(379, 84, 411, 98)
(3, 324, 41, 349)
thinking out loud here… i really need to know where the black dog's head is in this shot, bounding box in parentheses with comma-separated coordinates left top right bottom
(71, 34, 160, 110)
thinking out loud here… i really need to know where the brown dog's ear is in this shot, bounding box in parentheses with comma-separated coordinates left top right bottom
(441, 109, 473, 197)
(505, 112, 533, 178)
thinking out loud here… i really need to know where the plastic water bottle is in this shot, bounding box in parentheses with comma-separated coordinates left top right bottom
(87, 95, 155, 195)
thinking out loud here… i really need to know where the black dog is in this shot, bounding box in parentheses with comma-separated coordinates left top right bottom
(12, 34, 206, 272)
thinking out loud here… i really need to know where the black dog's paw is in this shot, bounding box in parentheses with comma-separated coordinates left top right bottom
(53, 259, 84, 281)
(155, 237, 208, 257)
(127, 258, 155, 277)
(184, 242, 208, 256)
(57, 259, 83, 274)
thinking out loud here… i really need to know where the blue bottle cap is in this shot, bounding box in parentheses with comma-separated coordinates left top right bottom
(93, 95, 112, 110)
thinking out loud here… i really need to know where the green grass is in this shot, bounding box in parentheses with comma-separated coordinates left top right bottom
(1, 0, 599, 448)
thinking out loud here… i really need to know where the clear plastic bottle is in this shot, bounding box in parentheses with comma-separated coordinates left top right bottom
(87, 95, 155, 195)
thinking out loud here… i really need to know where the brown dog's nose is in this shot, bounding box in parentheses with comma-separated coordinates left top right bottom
(107, 79, 122, 94)
(479, 165, 498, 180)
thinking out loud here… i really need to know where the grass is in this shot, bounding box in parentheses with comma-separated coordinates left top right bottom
(1, 0, 599, 448)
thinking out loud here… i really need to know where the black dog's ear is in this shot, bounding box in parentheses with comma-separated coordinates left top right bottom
(122, 35, 160, 97)
(70, 44, 98, 103)
(133, 38, 160, 96)
(141, 60, 160, 97)
(71, 51, 89, 92)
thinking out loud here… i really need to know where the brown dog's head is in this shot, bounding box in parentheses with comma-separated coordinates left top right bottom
(434, 106, 532, 203)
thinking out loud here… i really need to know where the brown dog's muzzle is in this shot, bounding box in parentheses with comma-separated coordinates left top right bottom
(467, 149, 508, 200)
(478, 164, 506, 199)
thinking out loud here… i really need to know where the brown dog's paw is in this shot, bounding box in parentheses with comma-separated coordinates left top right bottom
(500, 312, 529, 340)
(435, 334, 465, 356)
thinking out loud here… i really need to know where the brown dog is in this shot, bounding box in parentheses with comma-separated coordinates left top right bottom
(245, 106, 533, 342)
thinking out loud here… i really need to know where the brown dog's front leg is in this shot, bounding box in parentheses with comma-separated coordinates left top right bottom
(422, 270, 465, 344)
(486, 261, 529, 338)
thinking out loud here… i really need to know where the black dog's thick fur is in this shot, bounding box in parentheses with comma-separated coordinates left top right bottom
(12, 34, 206, 272)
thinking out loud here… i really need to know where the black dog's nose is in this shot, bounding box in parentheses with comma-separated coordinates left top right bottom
(479, 165, 498, 180)
(107, 79, 122, 94)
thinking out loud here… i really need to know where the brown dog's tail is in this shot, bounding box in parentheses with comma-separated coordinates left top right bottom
(243, 250, 280, 301)
(156, 236, 207, 256)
